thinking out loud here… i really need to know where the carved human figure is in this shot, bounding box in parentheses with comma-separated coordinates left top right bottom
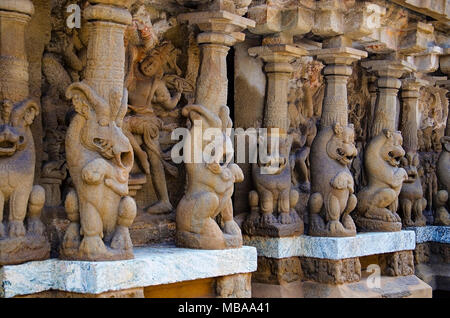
(124, 42, 186, 214)
(399, 152, 427, 227)
(308, 123, 358, 237)
(176, 104, 244, 249)
(61, 82, 137, 260)
(355, 130, 408, 232)
(0, 99, 49, 264)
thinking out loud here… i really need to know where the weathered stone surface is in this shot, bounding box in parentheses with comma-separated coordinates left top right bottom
(243, 231, 416, 260)
(300, 257, 361, 284)
(379, 251, 415, 277)
(407, 226, 450, 243)
(216, 273, 251, 298)
(252, 256, 302, 285)
(0, 245, 257, 298)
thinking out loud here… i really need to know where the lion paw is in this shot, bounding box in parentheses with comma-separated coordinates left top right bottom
(223, 220, 242, 236)
(27, 218, 45, 236)
(328, 220, 345, 235)
(111, 226, 133, 251)
(79, 235, 109, 259)
(62, 223, 81, 250)
(279, 212, 292, 224)
(8, 221, 26, 238)
(261, 213, 277, 225)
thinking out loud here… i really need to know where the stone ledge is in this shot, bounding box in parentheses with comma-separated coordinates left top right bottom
(243, 231, 415, 260)
(0, 245, 257, 298)
(406, 226, 450, 244)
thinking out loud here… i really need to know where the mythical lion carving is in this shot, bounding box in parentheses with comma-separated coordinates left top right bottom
(399, 152, 427, 227)
(308, 123, 358, 237)
(60, 82, 137, 261)
(176, 104, 244, 249)
(355, 130, 408, 232)
(243, 133, 303, 237)
(0, 99, 49, 265)
(435, 136, 450, 225)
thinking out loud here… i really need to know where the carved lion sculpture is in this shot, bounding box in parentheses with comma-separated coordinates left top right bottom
(176, 104, 244, 249)
(0, 99, 49, 265)
(308, 123, 358, 237)
(61, 82, 137, 261)
(242, 133, 303, 237)
(355, 130, 408, 232)
(435, 136, 450, 225)
(399, 152, 427, 227)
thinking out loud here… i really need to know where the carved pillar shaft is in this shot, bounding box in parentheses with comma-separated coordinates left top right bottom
(178, 11, 255, 115)
(84, 1, 132, 104)
(400, 79, 425, 152)
(313, 46, 367, 129)
(321, 64, 352, 128)
(0, 0, 34, 102)
(195, 37, 230, 113)
(249, 45, 307, 132)
(362, 60, 416, 136)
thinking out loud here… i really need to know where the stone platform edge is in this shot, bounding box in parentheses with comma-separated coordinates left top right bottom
(405, 226, 450, 244)
(0, 245, 257, 298)
(243, 231, 416, 260)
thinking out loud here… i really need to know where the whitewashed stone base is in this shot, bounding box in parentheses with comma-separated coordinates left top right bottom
(0, 245, 257, 298)
(244, 231, 416, 259)
(406, 226, 450, 244)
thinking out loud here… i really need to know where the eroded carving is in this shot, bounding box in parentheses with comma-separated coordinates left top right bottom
(0, 99, 49, 265)
(355, 130, 407, 232)
(60, 82, 136, 261)
(308, 123, 358, 237)
(176, 104, 244, 249)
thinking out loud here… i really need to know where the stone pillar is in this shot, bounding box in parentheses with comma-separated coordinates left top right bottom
(399, 76, 429, 227)
(307, 39, 366, 238)
(178, 11, 255, 114)
(355, 59, 415, 232)
(248, 45, 308, 133)
(83, 0, 132, 105)
(361, 60, 415, 136)
(313, 40, 368, 128)
(0, 0, 34, 103)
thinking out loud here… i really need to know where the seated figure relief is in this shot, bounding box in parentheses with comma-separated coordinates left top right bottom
(0, 99, 50, 265)
(308, 123, 358, 237)
(355, 130, 408, 232)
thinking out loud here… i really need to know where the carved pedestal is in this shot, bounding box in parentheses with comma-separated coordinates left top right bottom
(246, 232, 431, 298)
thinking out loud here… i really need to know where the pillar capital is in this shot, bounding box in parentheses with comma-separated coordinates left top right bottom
(178, 10, 255, 46)
(362, 59, 416, 79)
(312, 46, 367, 66)
(0, 0, 34, 16)
(248, 44, 308, 70)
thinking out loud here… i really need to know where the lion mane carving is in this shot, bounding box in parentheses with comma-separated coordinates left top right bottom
(355, 129, 408, 232)
(435, 136, 450, 225)
(308, 123, 358, 237)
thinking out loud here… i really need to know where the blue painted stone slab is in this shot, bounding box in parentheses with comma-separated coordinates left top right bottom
(0, 245, 257, 298)
(406, 226, 450, 244)
(243, 231, 416, 260)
